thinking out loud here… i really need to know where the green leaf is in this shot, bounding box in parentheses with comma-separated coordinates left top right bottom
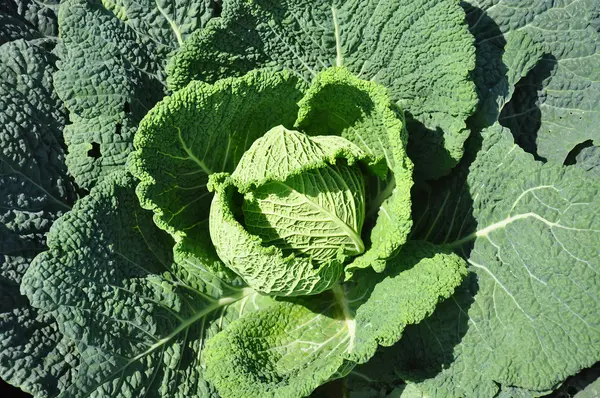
(22, 171, 272, 397)
(0, 13, 42, 44)
(203, 241, 466, 398)
(0, 37, 79, 396)
(388, 124, 600, 396)
(0, 294, 80, 397)
(209, 127, 376, 296)
(466, 0, 600, 163)
(230, 124, 372, 192)
(295, 67, 413, 274)
(240, 128, 367, 261)
(54, 0, 215, 190)
(388, 384, 428, 398)
(244, 164, 366, 261)
(130, 69, 306, 278)
(469, 28, 545, 129)
(575, 146, 600, 177)
(0, 0, 60, 44)
(168, 0, 478, 179)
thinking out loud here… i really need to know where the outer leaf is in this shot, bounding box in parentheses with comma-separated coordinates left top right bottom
(469, 28, 545, 129)
(295, 67, 413, 274)
(534, 363, 600, 398)
(54, 0, 214, 189)
(168, 0, 478, 179)
(203, 241, 466, 398)
(0, 0, 60, 39)
(465, 0, 600, 163)
(384, 124, 600, 396)
(575, 146, 600, 177)
(22, 171, 272, 397)
(130, 69, 305, 277)
(0, 37, 79, 396)
(0, 13, 42, 44)
(388, 384, 427, 398)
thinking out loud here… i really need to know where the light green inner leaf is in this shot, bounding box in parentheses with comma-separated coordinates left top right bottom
(244, 162, 366, 261)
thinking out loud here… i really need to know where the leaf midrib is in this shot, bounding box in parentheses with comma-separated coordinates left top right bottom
(62, 287, 255, 397)
(449, 211, 599, 248)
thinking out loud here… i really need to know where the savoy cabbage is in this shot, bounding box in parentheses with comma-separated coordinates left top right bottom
(0, 0, 599, 397)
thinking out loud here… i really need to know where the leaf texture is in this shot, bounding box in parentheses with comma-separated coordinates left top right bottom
(244, 163, 366, 261)
(209, 127, 374, 296)
(54, 0, 215, 189)
(22, 171, 272, 397)
(575, 145, 600, 177)
(372, 124, 600, 397)
(0, 19, 80, 395)
(295, 67, 413, 274)
(0, 0, 60, 44)
(168, 0, 478, 178)
(130, 69, 306, 278)
(204, 242, 466, 398)
(466, 0, 600, 163)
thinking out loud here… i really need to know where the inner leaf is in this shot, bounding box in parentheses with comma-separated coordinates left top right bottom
(243, 162, 366, 261)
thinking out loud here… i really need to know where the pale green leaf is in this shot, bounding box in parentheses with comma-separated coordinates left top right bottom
(295, 67, 413, 274)
(244, 158, 366, 262)
(209, 126, 376, 296)
(386, 124, 600, 396)
(575, 375, 600, 398)
(230, 124, 370, 192)
(130, 69, 306, 278)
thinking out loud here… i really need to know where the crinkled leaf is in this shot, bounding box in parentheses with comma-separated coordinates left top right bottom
(295, 67, 413, 274)
(389, 384, 427, 398)
(203, 241, 466, 398)
(230, 124, 371, 191)
(209, 129, 372, 296)
(575, 145, 600, 177)
(0, 0, 60, 39)
(130, 69, 305, 278)
(22, 171, 272, 397)
(54, 0, 215, 189)
(0, 37, 79, 396)
(243, 163, 366, 261)
(210, 178, 344, 296)
(0, 295, 79, 398)
(465, 0, 600, 163)
(168, 0, 477, 178)
(235, 127, 368, 261)
(382, 124, 600, 397)
(468, 27, 545, 129)
(0, 13, 41, 45)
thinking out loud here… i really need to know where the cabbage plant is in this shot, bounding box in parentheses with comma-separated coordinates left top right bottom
(1, 0, 599, 397)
